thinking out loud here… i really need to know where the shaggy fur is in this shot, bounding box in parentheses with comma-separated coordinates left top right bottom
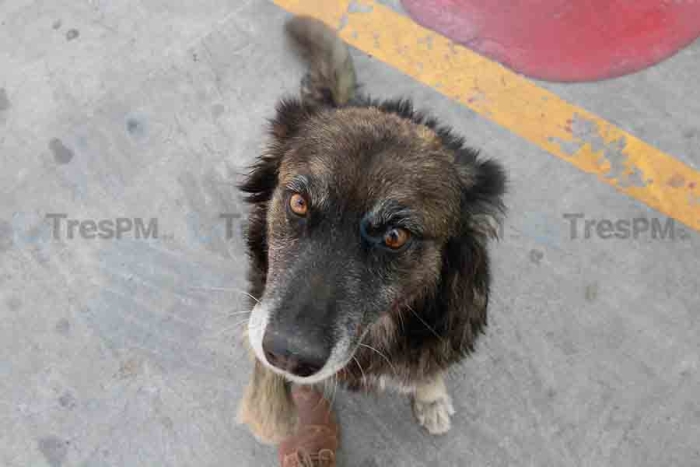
(237, 16, 506, 442)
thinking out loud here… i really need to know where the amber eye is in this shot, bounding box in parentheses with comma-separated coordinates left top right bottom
(383, 228, 410, 250)
(289, 193, 308, 216)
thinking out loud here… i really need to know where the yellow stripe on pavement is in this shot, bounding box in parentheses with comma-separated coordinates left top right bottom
(274, 0, 700, 233)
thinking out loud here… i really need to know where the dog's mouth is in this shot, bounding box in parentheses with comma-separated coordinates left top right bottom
(247, 301, 359, 384)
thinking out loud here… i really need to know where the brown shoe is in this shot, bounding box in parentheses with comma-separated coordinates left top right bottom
(278, 385, 339, 467)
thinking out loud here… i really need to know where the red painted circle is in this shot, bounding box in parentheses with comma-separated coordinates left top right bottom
(402, 0, 700, 82)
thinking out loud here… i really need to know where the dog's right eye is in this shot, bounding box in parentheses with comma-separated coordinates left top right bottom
(383, 227, 410, 250)
(288, 193, 309, 217)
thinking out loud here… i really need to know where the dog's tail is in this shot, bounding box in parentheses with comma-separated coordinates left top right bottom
(285, 15, 357, 107)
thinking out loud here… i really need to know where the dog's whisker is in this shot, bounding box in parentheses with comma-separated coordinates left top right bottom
(227, 310, 253, 316)
(406, 305, 445, 343)
(213, 317, 261, 336)
(334, 374, 339, 404)
(188, 286, 261, 304)
(328, 374, 339, 415)
(353, 356, 367, 385)
(358, 343, 398, 377)
(208, 309, 253, 320)
(396, 307, 406, 332)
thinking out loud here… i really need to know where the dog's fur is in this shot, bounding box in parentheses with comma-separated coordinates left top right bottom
(237, 16, 506, 441)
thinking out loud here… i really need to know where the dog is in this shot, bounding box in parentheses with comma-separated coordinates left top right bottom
(237, 15, 506, 443)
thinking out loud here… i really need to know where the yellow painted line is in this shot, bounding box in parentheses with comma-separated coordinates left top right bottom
(273, 0, 700, 233)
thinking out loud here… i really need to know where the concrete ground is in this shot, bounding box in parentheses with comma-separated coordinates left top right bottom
(1, 1, 699, 466)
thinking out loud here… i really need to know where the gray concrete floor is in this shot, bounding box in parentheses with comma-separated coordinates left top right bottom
(1, 1, 699, 466)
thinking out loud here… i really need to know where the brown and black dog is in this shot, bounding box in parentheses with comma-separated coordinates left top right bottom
(237, 15, 506, 443)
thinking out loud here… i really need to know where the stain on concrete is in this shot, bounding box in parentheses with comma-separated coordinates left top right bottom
(65, 29, 80, 41)
(126, 117, 146, 138)
(0, 219, 14, 252)
(38, 436, 68, 467)
(667, 173, 686, 188)
(58, 391, 77, 409)
(211, 104, 225, 118)
(0, 88, 10, 112)
(126, 118, 139, 134)
(466, 90, 487, 105)
(348, 0, 374, 13)
(117, 357, 141, 379)
(160, 415, 174, 430)
(7, 296, 22, 311)
(52, 20, 62, 30)
(585, 283, 598, 302)
(683, 128, 698, 139)
(55, 318, 71, 336)
(49, 138, 74, 164)
(529, 248, 543, 264)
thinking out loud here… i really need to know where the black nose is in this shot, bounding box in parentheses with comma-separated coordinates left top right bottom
(262, 331, 329, 378)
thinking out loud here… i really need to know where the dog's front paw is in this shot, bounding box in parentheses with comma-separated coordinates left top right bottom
(412, 394, 455, 435)
(237, 362, 298, 444)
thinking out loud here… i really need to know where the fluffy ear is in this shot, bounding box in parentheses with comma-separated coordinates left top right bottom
(239, 98, 315, 204)
(454, 148, 507, 239)
(417, 150, 506, 359)
(401, 151, 505, 363)
(439, 231, 492, 355)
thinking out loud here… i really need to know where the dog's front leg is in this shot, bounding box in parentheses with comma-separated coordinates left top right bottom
(237, 359, 298, 444)
(412, 373, 455, 435)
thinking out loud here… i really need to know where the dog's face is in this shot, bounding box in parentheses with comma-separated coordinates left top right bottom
(245, 104, 504, 384)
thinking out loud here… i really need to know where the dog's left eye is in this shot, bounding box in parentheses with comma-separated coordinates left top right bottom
(383, 228, 410, 250)
(289, 193, 309, 217)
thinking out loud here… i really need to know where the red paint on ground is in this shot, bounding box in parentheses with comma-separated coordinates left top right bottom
(402, 0, 700, 82)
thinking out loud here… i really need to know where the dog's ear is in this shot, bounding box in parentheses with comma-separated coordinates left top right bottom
(240, 99, 316, 204)
(454, 148, 507, 239)
(269, 98, 315, 141)
(420, 150, 506, 357)
(436, 232, 492, 355)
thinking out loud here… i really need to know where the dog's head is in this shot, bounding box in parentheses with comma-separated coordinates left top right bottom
(241, 100, 505, 384)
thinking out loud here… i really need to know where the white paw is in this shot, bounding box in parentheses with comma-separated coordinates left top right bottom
(412, 394, 456, 435)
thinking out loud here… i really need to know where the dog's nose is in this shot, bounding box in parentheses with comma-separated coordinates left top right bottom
(262, 332, 328, 378)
